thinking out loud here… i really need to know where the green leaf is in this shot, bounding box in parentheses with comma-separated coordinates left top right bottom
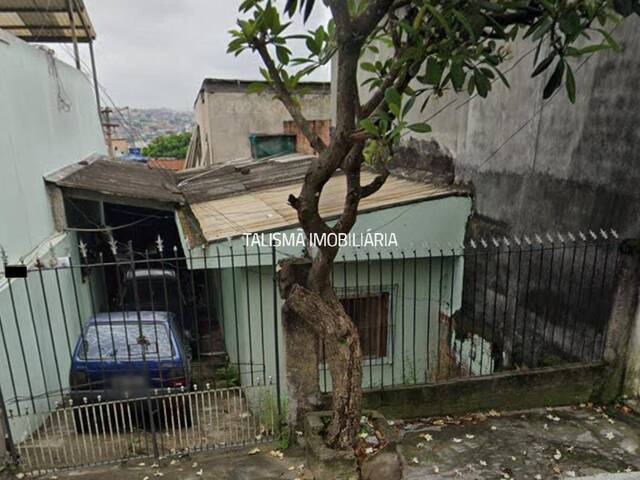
(565, 64, 576, 103)
(559, 11, 581, 37)
(543, 59, 565, 99)
(597, 28, 621, 52)
(384, 87, 402, 117)
(579, 44, 609, 54)
(424, 4, 452, 37)
(531, 52, 556, 78)
(424, 57, 444, 86)
(450, 61, 465, 91)
(276, 46, 290, 65)
(474, 70, 490, 98)
(452, 10, 476, 41)
(359, 118, 379, 136)
(531, 17, 553, 41)
(360, 62, 378, 73)
(247, 82, 268, 94)
(407, 123, 432, 133)
(402, 96, 416, 118)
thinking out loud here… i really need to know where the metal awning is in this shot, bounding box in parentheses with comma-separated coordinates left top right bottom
(0, 0, 95, 43)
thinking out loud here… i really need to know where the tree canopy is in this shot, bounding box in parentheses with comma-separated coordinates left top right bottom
(228, 0, 634, 450)
(142, 132, 192, 159)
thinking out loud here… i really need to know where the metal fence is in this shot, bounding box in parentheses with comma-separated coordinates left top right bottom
(0, 230, 621, 473)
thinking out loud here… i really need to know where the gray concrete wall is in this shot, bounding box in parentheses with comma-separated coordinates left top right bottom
(355, 17, 640, 238)
(191, 81, 331, 167)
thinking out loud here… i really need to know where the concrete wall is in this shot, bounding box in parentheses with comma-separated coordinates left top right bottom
(0, 30, 106, 441)
(191, 81, 331, 167)
(356, 17, 640, 238)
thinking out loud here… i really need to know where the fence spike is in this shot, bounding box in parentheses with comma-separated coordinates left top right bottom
(491, 237, 500, 247)
(567, 232, 576, 242)
(546, 233, 554, 243)
(108, 236, 118, 256)
(524, 235, 532, 245)
(556, 232, 565, 243)
(0, 245, 7, 265)
(502, 236, 511, 247)
(469, 239, 477, 249)
(480, 238, 488, 248)
(206, 383, 210, 390)
(78, 240, 88, 260)
(589, 229, 597, 240)
(535, 233, 543, 244)
(610, 228, 619, 239)
(156, 235, 164, 254)
(578, 231, 587, 241)
(513, 235, 521, 246)
(599, 228, 608, 240)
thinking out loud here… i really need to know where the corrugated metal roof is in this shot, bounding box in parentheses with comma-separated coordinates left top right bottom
(45, 155, 182, 205)
(0, 0, 95, 43)
(190, 171, 467, 243)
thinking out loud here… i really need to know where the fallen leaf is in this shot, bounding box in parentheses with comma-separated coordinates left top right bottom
(169, 459, 178, 466)
(433, 466, 440, 473)
(488, 410, 501, 417)
(546, 414, 560, 422)
(419, 433, 433, 442)
(534, 475, 542, 480)
(365, 447, 374, 454)
(511, 456, 516, 461)
(248, 447, 261, 455)
(465, 433, 475, 439)
(288, 466, 295, 471)
(479, 460, 487, 466)
(196, 469, 203, 476)
(491, 426, 498, 431)
(269, 450, 284, 459)
(605, 432, 615, 440)
(416, 442, 425, 449)
(566, 471, 576, 477)
(192, 462, 198, 468)
(553, 449, 562, 460)
(543, 423, 549, 431)
(411, 457, 419, 464)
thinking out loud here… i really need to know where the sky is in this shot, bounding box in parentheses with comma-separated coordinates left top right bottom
(54, 0, 330, 111)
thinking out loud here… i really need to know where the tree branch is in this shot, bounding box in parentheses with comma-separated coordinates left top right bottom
(355, 0, 397, 38)
(254, 41, 327, 154)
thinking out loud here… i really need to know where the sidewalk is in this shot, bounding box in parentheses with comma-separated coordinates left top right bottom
(395, 404, 639, 479)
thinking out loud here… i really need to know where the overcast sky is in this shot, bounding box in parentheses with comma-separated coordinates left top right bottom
(55, 0, 330, 111)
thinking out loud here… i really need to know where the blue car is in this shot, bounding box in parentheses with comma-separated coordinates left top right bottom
(69, 311, 192, 401)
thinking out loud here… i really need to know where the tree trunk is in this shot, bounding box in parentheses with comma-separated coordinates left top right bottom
(285, 279, 363, 449)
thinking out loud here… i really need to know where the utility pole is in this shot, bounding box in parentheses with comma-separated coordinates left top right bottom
(101, 107, 119, 159)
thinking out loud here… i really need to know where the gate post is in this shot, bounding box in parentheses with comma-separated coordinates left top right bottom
(599, 240, 640, 402)
(0, 388, 17, 465)
(276, 256, 321, 431)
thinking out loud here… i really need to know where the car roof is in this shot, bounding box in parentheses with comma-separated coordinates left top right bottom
(88, 311, 173, 325)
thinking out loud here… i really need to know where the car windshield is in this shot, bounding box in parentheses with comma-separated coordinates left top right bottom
(80, 322, 174, 360)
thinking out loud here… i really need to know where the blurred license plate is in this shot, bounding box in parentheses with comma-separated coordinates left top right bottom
(111, 376, 147, 390)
